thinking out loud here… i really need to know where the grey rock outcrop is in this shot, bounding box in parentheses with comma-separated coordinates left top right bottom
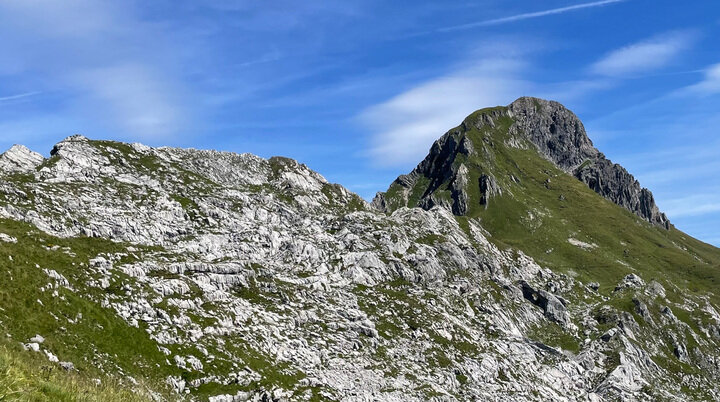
(0, 144, 45, 173)
(509, 97, 669, 228)
(478, 173, 501, 208)
(372, 125, 480, 215)
(519, 280, 570, 327)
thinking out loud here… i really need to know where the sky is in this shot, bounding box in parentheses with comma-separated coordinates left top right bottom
(0, 0, 718, 245)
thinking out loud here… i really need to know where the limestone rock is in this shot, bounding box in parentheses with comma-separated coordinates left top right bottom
(0, 133, 714, 401)
(509, 97, 669, 228)
(0, 144, 44, 173)
(519, 280, 570, 326)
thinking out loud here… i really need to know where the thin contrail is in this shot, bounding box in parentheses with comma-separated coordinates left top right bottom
(0, 91, 41, 102)
(437, 0, 627, 32)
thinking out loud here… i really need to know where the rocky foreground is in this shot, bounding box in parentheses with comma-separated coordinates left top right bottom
(0, 98, 719, 401)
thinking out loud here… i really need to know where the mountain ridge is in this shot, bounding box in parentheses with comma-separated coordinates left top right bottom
(1, 100, 719, 401)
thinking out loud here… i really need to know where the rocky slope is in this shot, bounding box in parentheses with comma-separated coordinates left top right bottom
(0, 99, 719, 401)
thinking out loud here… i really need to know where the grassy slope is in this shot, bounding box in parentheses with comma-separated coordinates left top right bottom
(0, 218, 173, 401)
(0, 339, 144, 402)
(386, 106, 720, 304)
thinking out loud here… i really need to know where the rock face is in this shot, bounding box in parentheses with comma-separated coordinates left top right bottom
(375, 97, 670, 229)
(0, 123, 718, 401)
(509, 98, 669, 228)
(0, 144, 45, 173)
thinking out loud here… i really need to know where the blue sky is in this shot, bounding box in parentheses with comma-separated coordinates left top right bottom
(0, 0, 718, 245)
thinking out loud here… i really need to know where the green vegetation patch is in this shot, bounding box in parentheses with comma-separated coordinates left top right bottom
(0, 218, 177, 398)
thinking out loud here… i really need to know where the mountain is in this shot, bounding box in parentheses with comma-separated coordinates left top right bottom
(372, 97, 669, 228)
(1, 98, 719, 401)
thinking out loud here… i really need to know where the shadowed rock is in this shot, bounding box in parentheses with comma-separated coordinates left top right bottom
(519, 280, 570, 327)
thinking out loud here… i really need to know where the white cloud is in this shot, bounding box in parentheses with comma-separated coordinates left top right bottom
(663, 194, 720, 218)
(71, 65, 184, 137)
(590, 31, 695, 76)
(685, 63, 720, 94)
(360, 59, 529, 167)
(0, 91, 40, 103)
(0, 1, 187, 140)
(438, 0, 626, 32)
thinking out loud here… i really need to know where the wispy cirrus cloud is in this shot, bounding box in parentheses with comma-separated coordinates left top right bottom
(663, 194, 720, 218)
(0, 0, 189, 141)
(0, 91, 40, 103)
(685, 63, 720, 94)
(590, 31, 697, 76)
(437, 0, 626, 32)
(360, 58, 529, 167)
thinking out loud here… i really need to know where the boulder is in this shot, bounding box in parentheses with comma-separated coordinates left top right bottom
(519, 280, 570, 326)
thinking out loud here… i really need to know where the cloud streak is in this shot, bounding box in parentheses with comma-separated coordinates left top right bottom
(437, 0, 626, 32)
(590, 31, 696, 76)
(0, 91, 40, 103)
(663, 194, 720, 218)
(360, 59, 529, 167)
(685, 63, 720, 94)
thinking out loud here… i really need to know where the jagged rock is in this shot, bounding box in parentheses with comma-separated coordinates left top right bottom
(507, 97, 598, 171)
(479, 174, 501, 208)
(44, 350, 59, 362)
(0, 144, 44, 173)
(29, 334, 45, 344)
(659, 306, 677, 324)
(0, 233, 17, 243)
(596, 305, 621, 327)
(371, 122, 476, 215)
(508, 97, 669, 228)
(450, 164, 470, 215)
(518, 280, 570, 326)
(23, 342, 40, 352)
(632, 298, 654, 324)
(672, 338, 690, 362)
(645, 281, 666, 299)
(600, 328, 619, 342)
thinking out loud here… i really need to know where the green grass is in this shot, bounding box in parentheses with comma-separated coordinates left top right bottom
(0, 339, 147, 401)
(526, 322, 581, 354)
(0, 218, 177, 399)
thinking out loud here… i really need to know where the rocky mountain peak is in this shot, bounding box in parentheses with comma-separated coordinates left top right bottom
(374, 97, 670, 228)
(507, 97, 599, 171)
(0, 144, 45, 173)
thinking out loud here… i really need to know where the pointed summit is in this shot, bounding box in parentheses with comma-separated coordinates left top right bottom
(0, 144, 45, 173)
(374, 97, 669, 229)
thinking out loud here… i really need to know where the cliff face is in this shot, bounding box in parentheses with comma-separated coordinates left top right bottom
(375, 97, 670, 229)
(509, 97, 670, 228)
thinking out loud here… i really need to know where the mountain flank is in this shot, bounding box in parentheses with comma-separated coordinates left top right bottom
(0, 98, 719, 401)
